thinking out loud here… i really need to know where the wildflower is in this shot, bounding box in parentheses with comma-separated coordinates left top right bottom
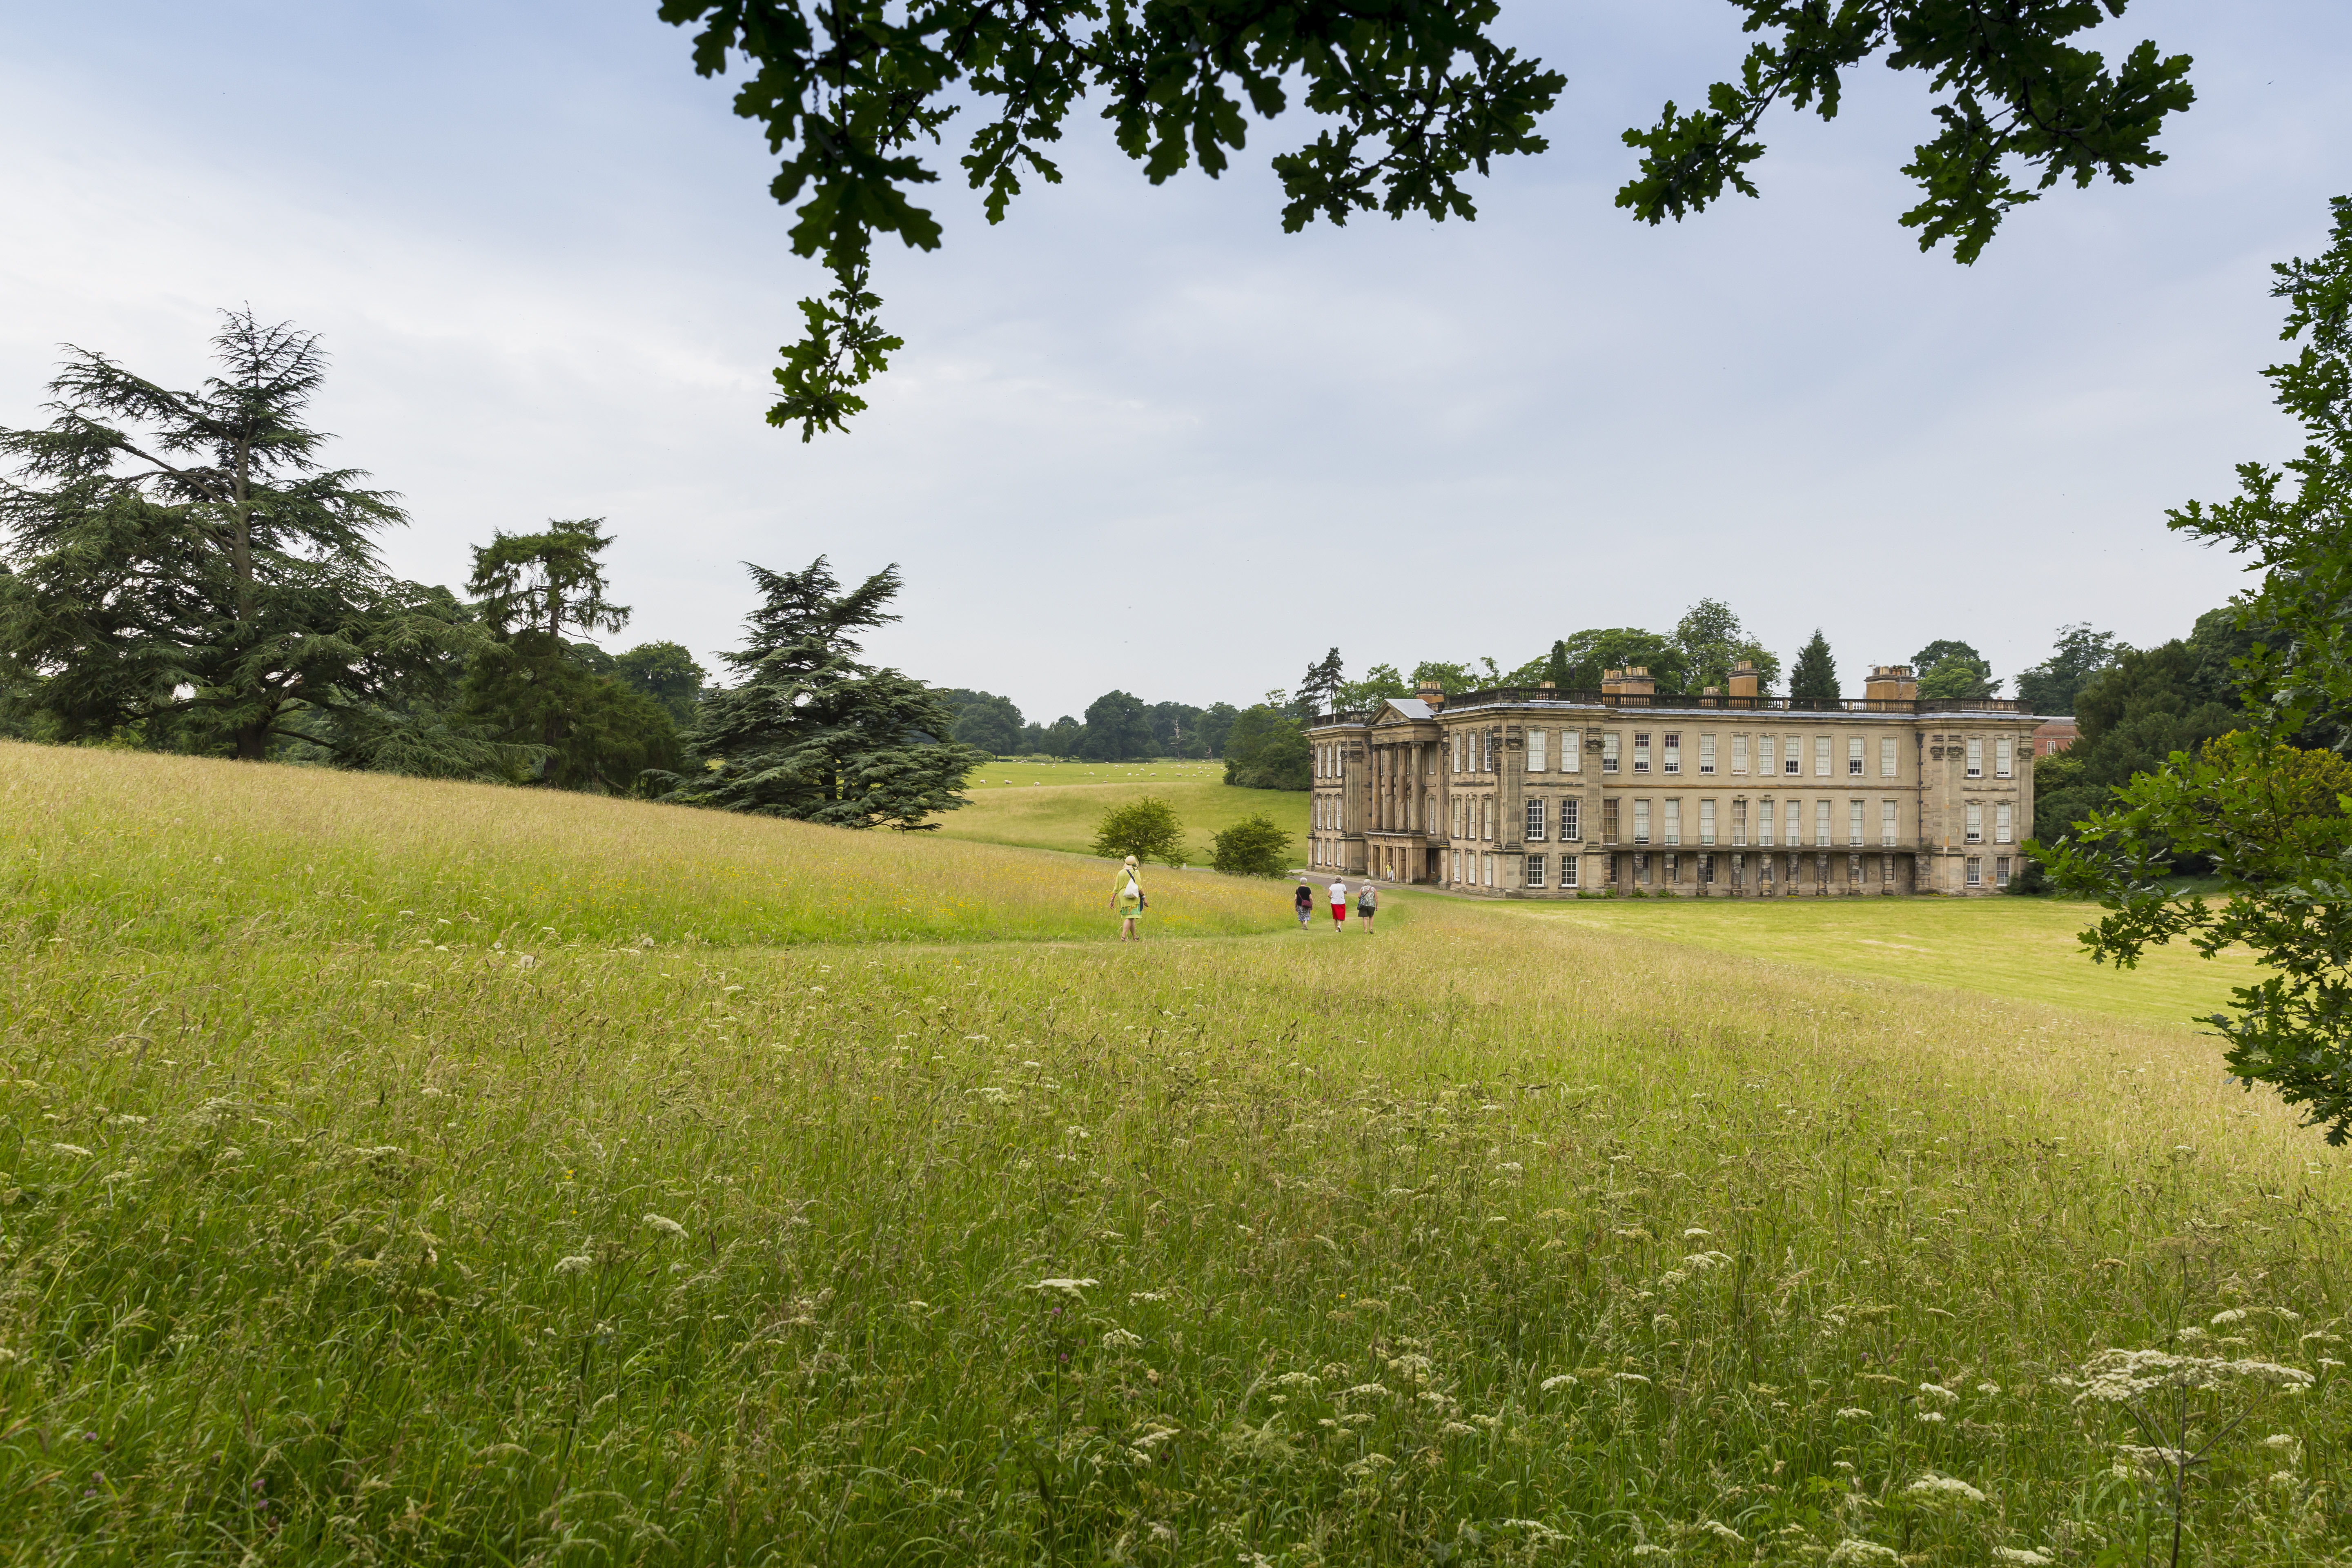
(2073, 1348, 2314, 1402)
(1630, 1549, 1670, 1561)
(1342, 1383, 1392, 1401)
(1905, 1473, 1985, 1503)
(643, 1214, 688, 1239)
(1272, 1372, 1319, 1388)
(1540, 1373, 1577, 1392)
(1031, 1277, 1098, 1296)
(50, 1143, 93, 1158)
(1992, 1551, 2053, 1566)
(1683, 1227, 1711, 1238)
(1100, 1327, 1144, 1349)
(1439, 1421, 1479, 1437)
(553, 1255, 593, 1275)
(1916, 1382, 1958, 1407)
(1835, 1408, 1873, 1420)
(1826, 1542, 1900, 1565)
(514, 954, 537, 969)
(2211, 1308, 2248, 1326)
(1976, 1382, 2002, 1396)
(1610, 1372, 1652, 1386)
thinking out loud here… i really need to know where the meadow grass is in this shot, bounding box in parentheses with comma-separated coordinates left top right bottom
(1504, 894, 2263, 1027)
(0, 742, 1295, 950)
(2, 746, 2348, 1566)
(929, 762, 1307, 866)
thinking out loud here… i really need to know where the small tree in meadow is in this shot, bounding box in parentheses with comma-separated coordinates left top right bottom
(1091, 796, 1188, 866)
(1210, 814, 1292, 877)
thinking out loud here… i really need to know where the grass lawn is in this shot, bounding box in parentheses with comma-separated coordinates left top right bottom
(2, 742, 2347, 1566)
(1508, 894, 2262, 1027)
(932, 759, 1308, 866)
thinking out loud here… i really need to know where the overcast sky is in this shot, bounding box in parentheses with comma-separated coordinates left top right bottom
(4, 2, 2348, 721)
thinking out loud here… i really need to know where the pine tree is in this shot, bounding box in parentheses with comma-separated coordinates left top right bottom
(458, 519, 678, 791)
(661, 557, 982, 828)
(1544, 639, 1571, 689)
(1788, 629, 1841, 706)
(0, 310, 472, 758)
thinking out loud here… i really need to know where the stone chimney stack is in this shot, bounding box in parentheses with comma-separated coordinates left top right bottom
(1726, 660, 1760, 701)
(1600, 666, 1656, 702)
(1416, 681, 1445, 712)
(1863, 664, 1918, 704)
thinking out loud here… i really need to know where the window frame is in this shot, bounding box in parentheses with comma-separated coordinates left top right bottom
(1965, 802, 1983, 844)
(1699, 797, 1717, 845)
(1965, 855, 1982, 888)
(1880, 736, 1898, 778)
(1602, 732, 1620, 773)
(1526, 727, 1546, 773)
(1663, 797, 1681, 846)
(1848, 736, 1865, 775)
(1815, 736, 1833, 777)
(1633, 799, 1652, 845)
(1525, 853, 1545, 889)
(1731, 734, 1749, 774)
(1699, 733, 1717, 775)
(1966, 736, 1983, 778)
(1633, 732, 1652, 774)
(1560, 797, 1581, 842)
(1662, 732, 1681, 774)
(1525, 797, 1546, 842)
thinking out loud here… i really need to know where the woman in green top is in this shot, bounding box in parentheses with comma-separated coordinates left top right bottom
(1112, 855, 1144, 941)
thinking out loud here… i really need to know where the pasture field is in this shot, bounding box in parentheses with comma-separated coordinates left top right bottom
(1516, 894, 2262, 1026)
(931, 760, 1307, 866)
(2, 741, 2348, 1567)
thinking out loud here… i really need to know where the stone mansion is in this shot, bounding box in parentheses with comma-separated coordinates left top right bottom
(1305, 664, 2045, 898)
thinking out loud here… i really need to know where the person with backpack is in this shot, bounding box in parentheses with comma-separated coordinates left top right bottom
(1113, 855, 1145, 941)
(1328, 878, 1348, 929)
(1357, 880, 1378, 932)
(1293, 880, 1314, 927)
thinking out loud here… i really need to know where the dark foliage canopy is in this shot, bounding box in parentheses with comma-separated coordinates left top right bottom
(2041, 194, 2352, 1144)
(662, 557, 982, 827)
(1223, 704, 1310, 790)
(661, 0, 2191, 437)
(0, 310, 472, 761)
(1786, 628, 1840, 705)
(2014, 623, 2120, 715)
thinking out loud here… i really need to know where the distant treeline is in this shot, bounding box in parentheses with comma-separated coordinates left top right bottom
(935, 688, 1310, 790)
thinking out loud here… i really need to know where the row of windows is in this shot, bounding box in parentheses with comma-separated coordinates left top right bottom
(1339, 788, 2012, 848)
(1448, 728, 2016, 780)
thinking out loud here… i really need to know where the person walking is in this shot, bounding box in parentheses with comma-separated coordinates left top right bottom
(1357, 880, 1378, 932)
(1328, 877, 1348, 929)
(1293, 880, 1314, 927)
(1112, 854, 1145, 941)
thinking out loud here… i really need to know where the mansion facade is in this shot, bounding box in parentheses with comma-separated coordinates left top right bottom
(1305, 664, 2045, 898)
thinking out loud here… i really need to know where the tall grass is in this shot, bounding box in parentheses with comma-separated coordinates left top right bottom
(0, 742, 1294, 950)
(0, 746, 2345, 1565)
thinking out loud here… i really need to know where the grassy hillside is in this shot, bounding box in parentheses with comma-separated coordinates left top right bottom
(0, 742, 1295, 949)
(933, 759, 1308, 865)
(1513, 892, 2261, 1026)
(2, 742, 2347, 1566)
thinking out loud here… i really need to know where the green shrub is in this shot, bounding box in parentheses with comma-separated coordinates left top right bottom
(1209, 813, 1292, 877)
(1089, 795, 1189, 865)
